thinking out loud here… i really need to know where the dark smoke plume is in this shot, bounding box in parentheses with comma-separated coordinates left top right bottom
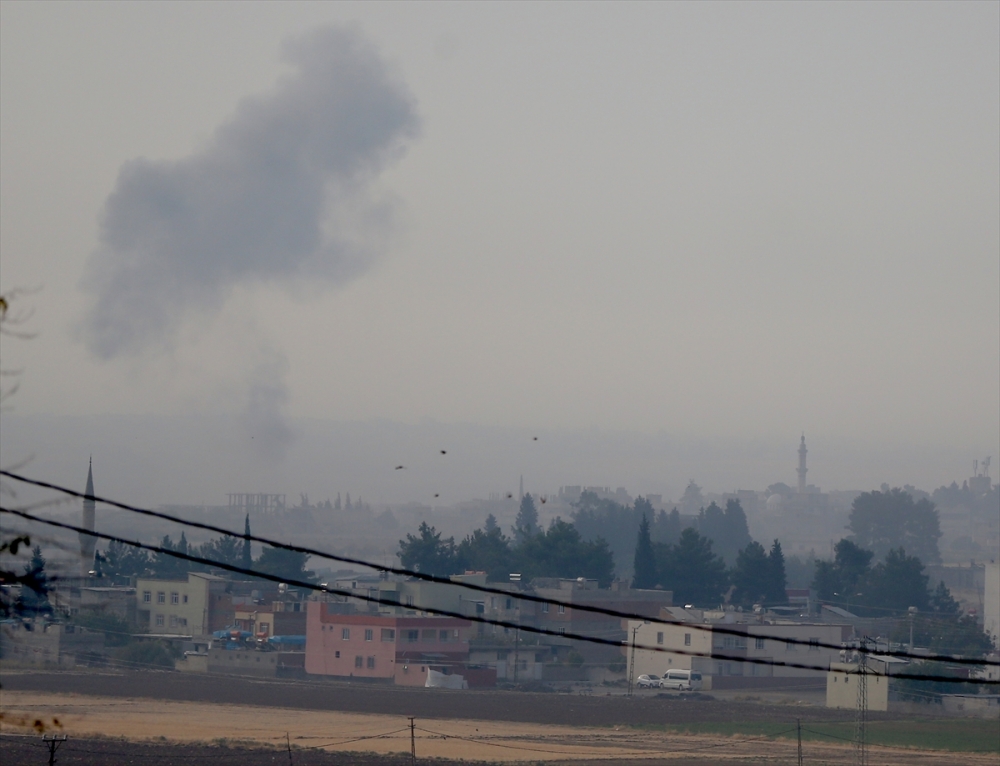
(80, 26, 418, 357)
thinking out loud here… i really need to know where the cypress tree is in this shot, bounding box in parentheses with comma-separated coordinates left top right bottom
(632, 513, 657, 589)
(767, 539, 788, 605)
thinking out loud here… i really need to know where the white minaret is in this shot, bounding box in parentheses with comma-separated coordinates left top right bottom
(79, 459, 97, 576)
(797, 434, 808, 494)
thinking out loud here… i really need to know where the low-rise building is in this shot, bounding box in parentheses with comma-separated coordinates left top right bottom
(626, 610, 850, 690)
(135, 573, 229, 637)
(305, 601, 477, 686)
(826, 661, 890, 711)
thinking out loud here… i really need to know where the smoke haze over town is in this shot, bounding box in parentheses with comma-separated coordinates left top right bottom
(1, 6, 999, 759)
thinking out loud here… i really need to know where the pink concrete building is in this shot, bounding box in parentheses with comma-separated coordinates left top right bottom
(305, 603, 473, 686)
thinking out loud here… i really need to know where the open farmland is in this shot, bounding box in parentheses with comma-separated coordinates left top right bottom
(1, 671, 996, 764)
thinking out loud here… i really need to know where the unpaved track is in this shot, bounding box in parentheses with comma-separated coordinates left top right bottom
(1, 669, 858, 726)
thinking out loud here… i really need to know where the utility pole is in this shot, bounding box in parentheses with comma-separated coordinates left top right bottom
(42, 734, 67, 766)
(286, 731, 293, 766)
(854, 637, 869, 766)
(627, 622, 643, 697)
(796, 718, 803, 766)
(408, 716, 416, 766)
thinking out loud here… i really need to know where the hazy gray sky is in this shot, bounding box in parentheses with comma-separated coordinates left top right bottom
(1, 2, 997, 501)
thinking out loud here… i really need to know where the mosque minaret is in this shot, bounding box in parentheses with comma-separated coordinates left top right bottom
(79, 459, 97, 576)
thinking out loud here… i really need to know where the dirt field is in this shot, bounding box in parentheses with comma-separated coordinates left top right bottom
(0, 671, 994, 765)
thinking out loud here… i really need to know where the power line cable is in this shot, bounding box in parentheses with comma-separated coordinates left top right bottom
(1, 505, 995, 686)
(4, 470, 995, 670)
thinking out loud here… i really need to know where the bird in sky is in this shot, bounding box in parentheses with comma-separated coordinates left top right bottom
(394, 465, 406, 470)
(532, 437, 538, 441)
(440, 450, 447, 455)
(434, 493, 440, 498)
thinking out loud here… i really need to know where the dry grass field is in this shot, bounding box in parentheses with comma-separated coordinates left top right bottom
(1, 690, 995, 765)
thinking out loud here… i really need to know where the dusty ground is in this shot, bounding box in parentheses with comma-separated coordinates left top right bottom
(1, 690, 994, 765)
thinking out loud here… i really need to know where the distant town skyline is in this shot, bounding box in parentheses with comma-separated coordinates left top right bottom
(1, 3, 997, 503)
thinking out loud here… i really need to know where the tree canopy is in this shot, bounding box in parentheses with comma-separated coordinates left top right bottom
(728, 539, 787, 609)
(848, 488, 941, 564)
(513, 493, 540, 543)
(696, 500, 752, 565)
(655, 528, 729, 607)
(398, 517, 616, 587)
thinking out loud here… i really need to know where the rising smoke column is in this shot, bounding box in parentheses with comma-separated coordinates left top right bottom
(78, 26, 418, 456)
(81, 26, 418, 357)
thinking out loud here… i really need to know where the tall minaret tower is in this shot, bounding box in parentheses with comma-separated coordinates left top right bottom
(79, 458, 97, 576)
(797, 434, 808, 494)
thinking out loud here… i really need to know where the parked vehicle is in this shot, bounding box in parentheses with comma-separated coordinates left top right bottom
(636, 674, 661, 688)
(660, 669, 702, 690)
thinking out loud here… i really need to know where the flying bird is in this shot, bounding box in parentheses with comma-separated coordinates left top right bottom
(506, 493, 513, 499)
(440, 450, 447, 455)
(532, 437, 538, 441)
(540, 497, 547, 504)
(434, 493, 440, 498)
(394, 465, 406, 470)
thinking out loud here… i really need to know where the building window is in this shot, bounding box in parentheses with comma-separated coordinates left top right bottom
(684, 633, 691, 646)
(381, 629, 395, 641)
(365, 629, 374, 641)
(541, 603, 549, 614)
(808, 638, 820, 652)
(143, 591, 151, 603)
(439, 629, 452, 643)
(405, 595, 414, 606)
(171, 592, 179, 605)
(422, 629, 436, 641)
(505, 598, 513, 610)
(342, 628, 350, 640)
(755, 637, 765, 650)
(405, 630, 419, 643)
(157, 592, 166, 604)
(183, 595, 188, 604)
(722, 636, 747, 650)
(355, 655, 363, 668)
(156, 615, 164, 627)
(335, 651, 340, 658)
(490, 597, 497, 609)
(260, 623, 269, 634)
(179, 618, 188, 627)
(558, 605, 566, 614)
(366, 656, 376, 669)
(656, 631, 664, 645)
(785, 639, 797, 652)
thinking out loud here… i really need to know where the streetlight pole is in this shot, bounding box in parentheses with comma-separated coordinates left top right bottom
(908, 606, 917, 652)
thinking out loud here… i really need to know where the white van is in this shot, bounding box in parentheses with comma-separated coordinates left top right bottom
(660, 669, 703, 691)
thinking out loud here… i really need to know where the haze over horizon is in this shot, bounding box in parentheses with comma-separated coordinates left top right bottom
(2, 3, 997, 509)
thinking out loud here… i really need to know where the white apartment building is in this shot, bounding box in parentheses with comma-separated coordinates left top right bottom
(626, 614, 850, 689)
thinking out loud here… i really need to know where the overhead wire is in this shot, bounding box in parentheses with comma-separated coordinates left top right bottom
(1, 504, 994, 687)
(4, 469, 995, 671)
